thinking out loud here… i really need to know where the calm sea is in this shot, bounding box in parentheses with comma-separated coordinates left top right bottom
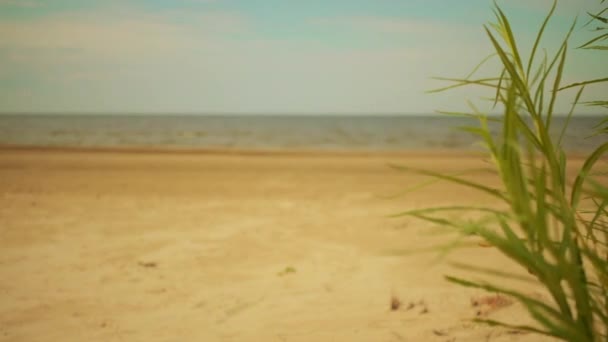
(0, 114, 604, 153)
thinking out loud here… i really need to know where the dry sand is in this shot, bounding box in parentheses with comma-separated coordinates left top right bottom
(0, 148, 573, 341)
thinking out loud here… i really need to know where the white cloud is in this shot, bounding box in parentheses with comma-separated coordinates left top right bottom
(0, 0, 41, 8)
(499, 0, 603, 15)
(310, 15, 480, 37)
(0, 9, 248, 58)
(0, 8, 604, 114)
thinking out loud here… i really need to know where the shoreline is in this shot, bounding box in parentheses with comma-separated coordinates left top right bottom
(0, 143, 591, 159)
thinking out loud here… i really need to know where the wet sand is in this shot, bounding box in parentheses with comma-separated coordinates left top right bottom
(0, 147, 565, 341)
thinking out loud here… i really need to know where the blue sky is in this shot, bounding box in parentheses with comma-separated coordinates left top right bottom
(0, 0, 605, 114)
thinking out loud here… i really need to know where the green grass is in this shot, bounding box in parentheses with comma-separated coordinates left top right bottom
(395, 1, 608, 340)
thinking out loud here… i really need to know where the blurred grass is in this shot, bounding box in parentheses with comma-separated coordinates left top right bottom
(396, 0, 608, 340)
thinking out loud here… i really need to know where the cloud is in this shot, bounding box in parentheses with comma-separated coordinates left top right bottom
(0, 5, 604, 114)
(311, 15, 479, 36)
(0, 10, 496, 113)
(499, 0, 602, 15)
(0, 9, 249, 56)
(0, 0, 41, 8)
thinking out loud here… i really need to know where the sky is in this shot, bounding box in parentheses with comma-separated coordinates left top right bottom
(0, 0, 605, 114)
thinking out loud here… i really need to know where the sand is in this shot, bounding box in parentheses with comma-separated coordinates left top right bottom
(0, 148, 570, 341)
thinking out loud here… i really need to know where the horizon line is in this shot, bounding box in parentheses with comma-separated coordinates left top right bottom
(0, 111, 604, 117)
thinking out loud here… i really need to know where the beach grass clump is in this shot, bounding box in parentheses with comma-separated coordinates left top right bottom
(394, 1, 608, 340)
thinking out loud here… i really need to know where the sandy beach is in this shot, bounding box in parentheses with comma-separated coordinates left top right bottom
(0, 147, 574, 341)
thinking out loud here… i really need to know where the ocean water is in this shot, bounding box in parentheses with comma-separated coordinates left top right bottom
(0, 114, 604, 153)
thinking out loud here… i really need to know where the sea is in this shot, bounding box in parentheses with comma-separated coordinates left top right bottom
(0, 114, 604, 153)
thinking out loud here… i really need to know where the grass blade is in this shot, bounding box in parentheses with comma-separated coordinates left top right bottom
(388, 164, 507, 201)
(559, 78, 608, 92)
(527, 0, 557, 81)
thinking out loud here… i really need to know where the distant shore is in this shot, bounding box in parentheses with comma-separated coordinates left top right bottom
(0, 143, 592, 159)
(1, 114, 603, 154)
